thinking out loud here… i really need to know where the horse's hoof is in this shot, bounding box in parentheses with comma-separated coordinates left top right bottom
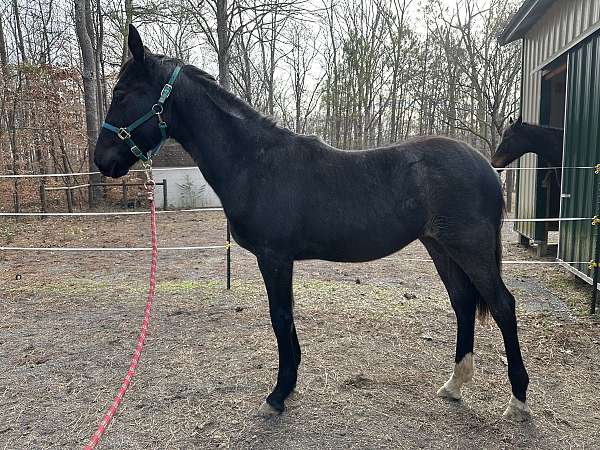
(436, 379, 461, 401)
(503, 395, 532, 422)
(257, 401, 282, 418)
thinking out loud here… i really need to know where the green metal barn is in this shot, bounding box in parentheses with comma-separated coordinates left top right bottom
(500, 0, 600, 286)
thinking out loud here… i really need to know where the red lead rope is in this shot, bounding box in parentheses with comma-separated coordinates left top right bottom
(85, 185, 158, 450)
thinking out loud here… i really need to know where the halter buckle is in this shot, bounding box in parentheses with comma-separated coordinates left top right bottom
(130, 145, 147, 161)
(160, 84, 173, 99)
(117, 128, 131, 140)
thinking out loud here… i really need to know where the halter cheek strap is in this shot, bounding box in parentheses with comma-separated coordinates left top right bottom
(102, 65, 182, 162)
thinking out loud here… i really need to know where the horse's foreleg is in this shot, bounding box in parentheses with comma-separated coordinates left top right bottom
(257, 254, 298, 416)
(292, 324, 301, 368)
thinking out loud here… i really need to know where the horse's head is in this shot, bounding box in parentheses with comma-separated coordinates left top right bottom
(94, 25, 180, 178)
(491, 116, 530, 170)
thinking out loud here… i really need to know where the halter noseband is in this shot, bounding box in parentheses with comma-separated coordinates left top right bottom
(102, 65, 182, 162)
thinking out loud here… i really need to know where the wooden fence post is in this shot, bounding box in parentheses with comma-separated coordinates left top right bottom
(39, 177, 47, 219)
(122, 179, 127, 207)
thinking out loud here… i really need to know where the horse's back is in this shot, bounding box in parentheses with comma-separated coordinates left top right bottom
(228, 134, 502, 261)
(294, 136, 501, 260)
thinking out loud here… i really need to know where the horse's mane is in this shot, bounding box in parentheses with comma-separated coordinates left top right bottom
(154, 54, 278, 129)
(521, 121, 563, 132)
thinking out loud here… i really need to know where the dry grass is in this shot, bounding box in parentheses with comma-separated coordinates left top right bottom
(1, 214, 599, 449)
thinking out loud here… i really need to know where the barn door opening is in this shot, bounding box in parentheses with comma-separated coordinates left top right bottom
(537, 54, 566, 245)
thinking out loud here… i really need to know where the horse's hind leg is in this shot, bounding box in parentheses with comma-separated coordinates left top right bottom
(438, 224, 531, 421)
(421, 238, 477, 401)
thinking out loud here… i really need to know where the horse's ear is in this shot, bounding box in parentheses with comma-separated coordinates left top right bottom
(515, 115, 523, 127)
(128, 24, 145, 63)
(509, 117, 514, 125)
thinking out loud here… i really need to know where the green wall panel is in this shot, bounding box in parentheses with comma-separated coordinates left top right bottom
(559, 32, 600, 278)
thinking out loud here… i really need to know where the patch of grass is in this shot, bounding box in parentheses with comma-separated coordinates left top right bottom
(31, 277, 114, 295)
(62, 225, 84, 241)
(157, 279, 223, 294)
(0, 222, 15, 244)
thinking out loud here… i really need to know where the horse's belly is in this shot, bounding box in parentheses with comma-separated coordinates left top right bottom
(297, 221, 420, 262)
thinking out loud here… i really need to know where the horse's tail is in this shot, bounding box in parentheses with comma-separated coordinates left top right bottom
(476, 190, 505, 323)
(496, 194, 506, 275)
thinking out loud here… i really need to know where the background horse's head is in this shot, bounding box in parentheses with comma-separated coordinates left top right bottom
(94, 25, 177, 178)
(491, 116, 530, 170)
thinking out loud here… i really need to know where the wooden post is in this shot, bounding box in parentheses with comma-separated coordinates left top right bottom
(39, 177, 47, 219)
(122, 179, 127, 207)
(65, 178, 73, 213)
(67, 188, 73, 213)
(162, 179, 168, 210)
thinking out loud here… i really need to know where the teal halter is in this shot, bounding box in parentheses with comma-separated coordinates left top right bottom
(102, 65, 182, 162)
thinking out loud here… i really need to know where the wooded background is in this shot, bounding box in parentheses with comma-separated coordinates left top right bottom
(0, 0, 521, 211)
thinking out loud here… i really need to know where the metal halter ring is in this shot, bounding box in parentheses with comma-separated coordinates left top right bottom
(117, 128, 131, 140)
(152, 104, 164, 115)
(144, 178, 156, 191)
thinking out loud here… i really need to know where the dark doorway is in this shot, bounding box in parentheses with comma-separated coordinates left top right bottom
(538, 54, 566, 240)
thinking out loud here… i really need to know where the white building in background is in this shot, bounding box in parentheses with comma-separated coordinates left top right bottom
(151, 140, 221, 208)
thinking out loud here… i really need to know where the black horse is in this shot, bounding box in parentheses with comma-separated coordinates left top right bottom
(94, 25, 530, 421)
(492, 116, 564, 174)
(492, 116, 564, 236)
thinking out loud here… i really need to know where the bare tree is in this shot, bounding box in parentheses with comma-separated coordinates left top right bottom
(74, 0, 101, 205)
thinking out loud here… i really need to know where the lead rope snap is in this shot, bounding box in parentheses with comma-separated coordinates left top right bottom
(143, 160, 155, 201)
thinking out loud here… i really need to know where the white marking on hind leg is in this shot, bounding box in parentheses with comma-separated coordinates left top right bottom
(257, 401, 281, 418)
(503, 394, 531, 421)
(437, 353, 474, 400)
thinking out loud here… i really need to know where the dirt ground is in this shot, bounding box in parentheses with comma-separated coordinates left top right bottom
(1, 211, 599, 449)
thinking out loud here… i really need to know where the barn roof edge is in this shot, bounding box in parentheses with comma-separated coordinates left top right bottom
(499, 0, 558, 45)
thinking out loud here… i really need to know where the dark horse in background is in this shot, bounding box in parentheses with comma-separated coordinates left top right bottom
(492, 116, 564, 239)
(492, 116, 564, 185)
(94, 26, 531, 421)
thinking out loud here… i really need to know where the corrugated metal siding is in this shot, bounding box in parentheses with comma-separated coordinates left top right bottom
(514, 154, 539, 240)
(516, 0, 600, 241)
(558, 32, 600, 278)
(528, 0, 600, 71)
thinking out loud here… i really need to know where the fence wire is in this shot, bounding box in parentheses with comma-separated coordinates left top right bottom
(0, 165, 597, 268)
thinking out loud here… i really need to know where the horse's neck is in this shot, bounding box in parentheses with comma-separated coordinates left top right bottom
(526, 126, 563, 166)
(169, 82, 272, 206)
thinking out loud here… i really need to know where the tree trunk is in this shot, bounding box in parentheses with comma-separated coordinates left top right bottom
(216, 0, 231, 90)
(7, 75, 22, 212)
(74, 0, 102, 207)
(93, 0, 106, 121)
(12, 0, 27, 63)
(0, 14, 8, 77)
(122, 0, 134, 64)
